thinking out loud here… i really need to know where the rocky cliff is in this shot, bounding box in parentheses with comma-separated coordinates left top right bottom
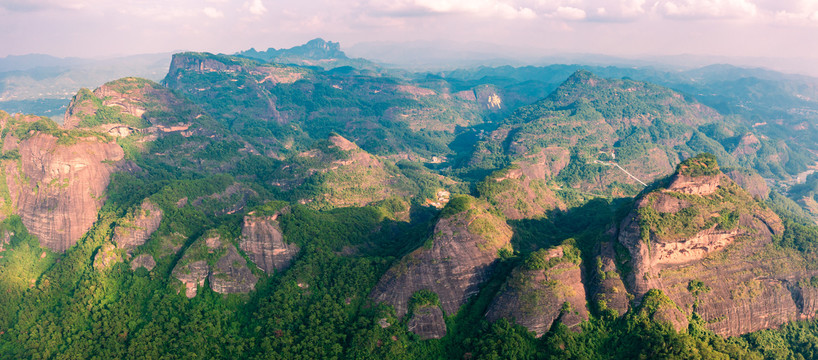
(369, 195, 512, 338)
(485, 245, 588, 337)
(172, 231, 258, 298)
(113, 199, 163, 250)
(239, 211, 299, 273)
(617, 153, 818, 336)
(5, 133, 124, 252)
(479, 161, 565, 220)
(407, 304, 447, 340)
(590, 241, 630, 317)
(64, 77, 204, 131)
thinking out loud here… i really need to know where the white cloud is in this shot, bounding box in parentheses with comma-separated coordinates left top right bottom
(203, 7, 224, 18)
(657, 0, 758, 19)
(759, 0, 818, 25)
(245, 0, 267, 16)
(369, 0, 538, 19)
(555, 6, 586, 20)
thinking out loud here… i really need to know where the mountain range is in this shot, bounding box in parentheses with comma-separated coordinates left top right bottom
(0, 39, 817, 359)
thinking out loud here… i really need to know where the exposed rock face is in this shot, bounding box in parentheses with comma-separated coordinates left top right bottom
(130, 254, 156, 271)
(618, 173, 772, 296)
(481, 166, 564, 220)
(407, 305, 447, 339)
(6, 133, 124, 252)
(666, 173, 721, 196)
(191, 182, 259, 216)
(475, 85, 502, 110)
(616, 155, 818, 336)
(64, 77, 206, 130)
(173, 260, 209, 298)
(725, 169, 769, 199)
(168, 54, 245, 77)
(620, 174, 765, 295)
(370, 196, 512, 335)
(485, 246, 588, 337)
(590, 242, 630, 317)
(638, 290, 689, 332)
(239, 212, 299, 273)
(113, 199, 163, 250)
(172, 232, 258, 298)
(518, 147, 571, 180)
(209, 245, 258, 294)
(93, 243, 120, 270)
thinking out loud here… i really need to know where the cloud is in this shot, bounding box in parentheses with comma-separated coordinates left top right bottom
(127, 5, 198, 22)
(368, 0, 537, 20)
(656, 0, 758, 19)
(555, 6, 587, 20)
(245, 0, 267, 16)
(0, 0, 92, 12)
(591, 0, 647, 20)
(758, 0, 818, 25)
(203, 7, 224, 18)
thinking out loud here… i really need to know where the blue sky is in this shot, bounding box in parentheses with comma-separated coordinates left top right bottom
(1, 0, 817, 68)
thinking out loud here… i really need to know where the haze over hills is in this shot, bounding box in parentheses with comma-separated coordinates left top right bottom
(3, 38, 818, 121)
(2, 38, 818, 359)
(0, 53, 171, 118)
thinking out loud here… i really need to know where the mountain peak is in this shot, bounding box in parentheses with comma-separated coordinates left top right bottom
(675, 153, 720, 178)
(236, 38, 348, 63)
(304, 38, 340, 52)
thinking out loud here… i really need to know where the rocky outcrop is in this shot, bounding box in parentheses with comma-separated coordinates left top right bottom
(209, 245, 258, 294)
(725, 169, 769, 199)
(93, 243, 121, 270)
(480, 165, 564, 220)
(370, 195, 512, 337)
(590, 242, 630, 317)
(172, 232, 258, 298)
(407, 305, 447, 339)
(167, 53, 245, 77)
(615, 154, 818, 336)
(666, 174, 721, 196)
(637, 289, 689, 332)
(485, 246, 588, 337)
(173, 260, 209, 298)
(239, 211, 299, 273)
(130, 254, 156, 271)
(113, 199, 163, 250)
(64, 77, 205, 130)
(6, 133, 124, 252)
(618, 170, 778, 296)
(475, 85, 502, 110)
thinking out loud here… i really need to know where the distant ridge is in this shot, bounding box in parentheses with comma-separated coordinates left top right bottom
(237, 38, 348, 62)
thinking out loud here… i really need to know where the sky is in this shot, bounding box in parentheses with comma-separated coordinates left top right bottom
(1, 0, 817, 72)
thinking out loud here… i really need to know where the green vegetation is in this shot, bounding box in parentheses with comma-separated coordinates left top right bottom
(778, 219, 818, 253)
(677, 153, 720, 177)
(440, 194, 474, 218)
(2, 54, 818, 360)
(408, 289, 441, 316)
(687, 279, 711, 296)
(523, 243, 580, 271)
(637, 167, 757, 244)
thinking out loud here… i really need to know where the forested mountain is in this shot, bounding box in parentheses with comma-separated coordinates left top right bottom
(1, 42, 818, 359)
